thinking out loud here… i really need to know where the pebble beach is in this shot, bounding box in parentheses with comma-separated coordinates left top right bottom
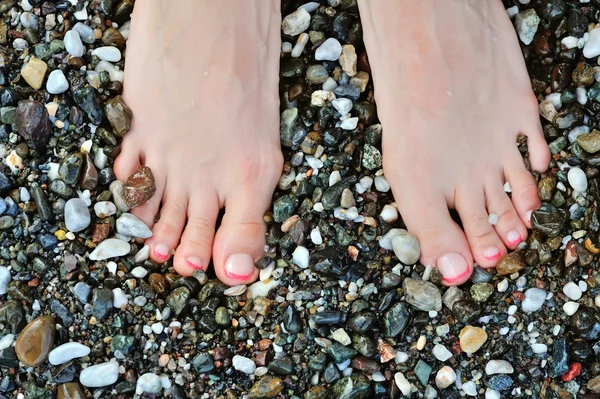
(0, 0, 600, 398)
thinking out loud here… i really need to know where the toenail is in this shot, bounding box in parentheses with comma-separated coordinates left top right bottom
(154, 244, 170, 259)
(186, 257, 204, 270)
(507, 230, 522, 246)
(224, 254, 255, 280)
(437, 253, 470, 284)
(525, 210, 533, 224)
(483, 247, 501, 261)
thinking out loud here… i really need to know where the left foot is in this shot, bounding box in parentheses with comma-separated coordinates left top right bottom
(359, 0, 551, 285)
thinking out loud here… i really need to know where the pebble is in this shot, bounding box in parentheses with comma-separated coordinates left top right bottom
(46, 70, 69, 94)
(64, 198, 91, 233)
(459, 326, 488, 354)
(125, 166, 156, 208)
(64, 30, 85, 57)
(79, 361, 119, 387)
(462, 381, 478, 396)
(563, 281, 582, 300)
(48, 342, 91, 365)
(232, 355, 256, 374)
(315, 38, 342, 61)
(21, 58, 47, 90)
(380, 204, 398, 223)
(331, 98, 352, 116)
(292, 245, 309, 269)
(89, 238, 131, 261)
(109, 180, 129, 212)
(515, 9, 540, 45)
(281, 8, 311, 36)
(0, 266, 10, 295)
(91, 46, 122, 62)
(113, 288, 128, 308)
(73, 282, 91, 304)
(584, 28, 600, 58)
(105, 95, 132, 137)
(116, 213, 152, 238)
(16, 100, 52, 147)
(432, 344, 453, 362)
(567, 167, 587, 192)
(339, 44, 357, 76)
(15, 316, 55, 367)
(435, 366, 456, 389)
(136, 373, 162, 395)
(73, 22, 95, 43)
(521, 288, 547, 313)
(394, 372, 412, 395)
(392, 231, 420, 265)
(403, 278, 442, 311)
(94, 201, 117, 218)
(485, 360, 514, 375)
(291, 33, 308, 58)
(496, 252, 525, 275)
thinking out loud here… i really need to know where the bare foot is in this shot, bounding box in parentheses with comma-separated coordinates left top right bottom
(115, 0, 283, 285)
(359, 0, 550, 285)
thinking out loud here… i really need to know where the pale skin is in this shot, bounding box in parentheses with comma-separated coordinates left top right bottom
(116, 0, 550, 286)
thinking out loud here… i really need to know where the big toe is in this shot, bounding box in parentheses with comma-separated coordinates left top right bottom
(212, 187, 270, 286)
(397, 188, 473, 286)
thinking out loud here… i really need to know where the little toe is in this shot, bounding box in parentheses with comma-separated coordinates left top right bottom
(113, 146, 141, 182)
(172, 190, 219, 276)
(144, 185, 187, 263)
(212, 187, 271, 286)
(396, 189, 473, 286)
(456, 188, 506, 269)
(505, 150, 541, 227)
(485, 181, 527, 251)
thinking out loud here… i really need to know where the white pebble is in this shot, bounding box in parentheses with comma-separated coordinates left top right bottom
(322, 77, 338, 91)
(0, 335, 14, 351)
(394, 372, 412, 396)
(48, 342, 91, 365)
(89, 239, 131, 261)
(315, 38, 342, 61)
(310, 228, 323, 245)
(563, 301, 580, 316)
(374, 175, 390, 192)
(131, 266, 148, 279)
(567, 167, 588, 192)
(247, 279, 280, 299)
(521, 288, 546, 313)
(331, 98, 353, 116)
(116, 213, 153, 239)
(292, 246, 309, 268)
(281, 8, 311, 36)
(488, 213, 499, 225)
(340, 117, 358, 130)
(291, 33, 309, 58)
(0, 267, 11, 295)
(563, 281, 582, 300)
(485, 389, 502, 399)
(136, 373, 162, 395)
(112, 288, 127, 308)
(380, 204, 398, 223)
(432, 344, 453, 362)
(91, 46, 122, 62)
(80, 361, 119, 387)
(232, 355, 256, 374)
(485, 360, 514, 375)
(584, 28, 600, 58)
(531, 343, 548, 354)
(94, 201, 117, 218)
(64, 198, 91, 233)
(462, 381, 478, 396)
(497, 279, 509, 293)
(46, 70, 69, 94)
(577, 87, 588, 105)
(64, 30, 85, 57)
(435, 366, 456, 389)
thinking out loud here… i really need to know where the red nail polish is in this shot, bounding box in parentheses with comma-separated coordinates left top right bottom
(154, 248, 169, 260)
(224, 269, 254, 281)
(186, 259, 203, 270)
(442, 265, 472, 284)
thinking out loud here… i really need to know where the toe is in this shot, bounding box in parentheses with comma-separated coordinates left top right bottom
(485, 180, 527, 251)
(172, 190, 219, 276)
(144, 183, 187, 262)
(212, 185, 270, 286)
(113, 136, 142, 181)
(128, 160, 165, 229)
(525, 124, 550, 173)
(505, 150, 541, 228)
(396, 188, 473, 286)
(455, 187, 506, 269)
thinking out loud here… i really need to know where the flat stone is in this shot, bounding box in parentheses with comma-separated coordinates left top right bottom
(15, 100, 52, 148)
(576, 129, 600, 153)
(64, 29, 84, 57)
(116, 213, 152, 238)
(125, 166, 156, 209)
(79, 361, 119, 387)
(49, 342, 90, 365)
(248, 376, 284, 399)
(89, 239, 131, 261)
(15, 315, 55, 367)
(56, 382, 87, 399)
(105, 95, 132, 137)
(91, 288, 113, 320)
(392, 231, 420, 264)
(485, 360, 514, 375)
(21, 57, 47, 90)
(403, 278, 442, 311)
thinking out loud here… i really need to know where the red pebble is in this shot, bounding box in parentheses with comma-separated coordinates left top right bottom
(561, 362, 581, 382)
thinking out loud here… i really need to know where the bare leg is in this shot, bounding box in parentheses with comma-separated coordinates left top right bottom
(116, 0, 283, 285)
(358, 0, 550, 284)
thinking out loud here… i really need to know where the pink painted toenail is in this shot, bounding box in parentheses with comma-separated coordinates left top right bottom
(186, 257, 203, 270)
(437, 253, 470, 284)
(507, 230, 522, 246)
(483, 247, 501, 260)
(525, 210, 533, 224)
(224, 253, 255, 280)
(154, 244, 170, 259)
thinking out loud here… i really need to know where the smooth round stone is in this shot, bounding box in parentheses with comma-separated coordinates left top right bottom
(46, 70, 69, 94)
(79, 361, 119, 387)
(435, 366, 456, 389)
(485, 360, 514, 375)
(459, 326, 488, 354)
(136, 373, 162, 395)
(391, 231, 420, 265)
(232, 355, 256, 374)
(116, 213, 152, 239)
(94, 201, 117, 218)
(584, 28, 600, 58)
(64, 198, 91, 233)
(394, 372, 411, 396)
(57, 382, 87, 399)
(315, 38, 342, 61)
(48, 342, 90, 365)
(64, 30, 85, 57)
(91, 46, 121, 62)
(72, 22, 95, 43)
(563, 301, 580, 316)
(306, 65, 329, 84)
(0, 266, 11, 295)
(432, 344, 453, 362)
(112, 288, 128, 308)
(403, 278, 441, 311)
(521, 288, 546, 313)
(15, 315, 56, 367)
(88, 238, 131, 261)
(568, 167, 588, 192)
(292, 246, 309, 269)
(563, 281, 583, 300)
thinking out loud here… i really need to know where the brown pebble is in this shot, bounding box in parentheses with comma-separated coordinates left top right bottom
(15, 315, 56, 367)
(105, 95, 132, 137)
(125, 166, 156, 209)
(148, 273, 167, 294)
(247, 376, 284, 399)
(158, 353, 170, 367)
(92, 223, 111, 243)
(496, 252, 525, 275)
(79, 152, 99, 191)
(57, 382, 87, 399)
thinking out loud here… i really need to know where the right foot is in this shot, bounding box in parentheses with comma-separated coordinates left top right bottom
(115, 0, 283, 285)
